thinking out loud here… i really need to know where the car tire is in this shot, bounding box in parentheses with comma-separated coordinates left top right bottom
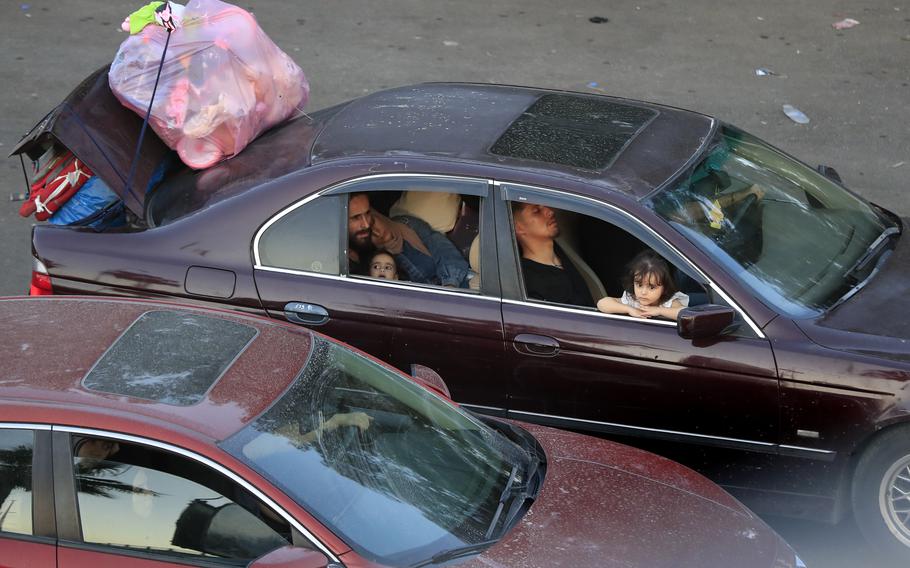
(852, 426, 910, 560)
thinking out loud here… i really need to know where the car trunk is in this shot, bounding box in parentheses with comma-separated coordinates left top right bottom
(9, 64, 171, 225)
(11, 64, 341, 232)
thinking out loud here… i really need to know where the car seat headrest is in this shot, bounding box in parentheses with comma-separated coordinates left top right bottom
(692, 170, 731, 195)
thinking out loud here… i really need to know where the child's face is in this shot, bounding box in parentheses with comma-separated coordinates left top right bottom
(369, 253, 398, 280)
(633, 272, 664, 306)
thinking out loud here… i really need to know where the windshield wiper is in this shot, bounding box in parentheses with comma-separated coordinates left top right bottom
(831, 245, 894, 311)
(485, 459, 540, 540)
(845, 226, 900, 280)
(484, 465, 523, 539)
(411, 460, 540, 567)
(411, 539, 500, 568)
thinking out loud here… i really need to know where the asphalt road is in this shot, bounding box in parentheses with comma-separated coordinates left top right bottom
(1, 2, 908, 567)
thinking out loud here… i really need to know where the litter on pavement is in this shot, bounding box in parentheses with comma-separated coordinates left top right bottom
(782, 104, 810, 124)
(832, 18, 860, 30)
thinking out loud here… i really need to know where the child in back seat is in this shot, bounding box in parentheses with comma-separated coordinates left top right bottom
(368, 251, 399, 281)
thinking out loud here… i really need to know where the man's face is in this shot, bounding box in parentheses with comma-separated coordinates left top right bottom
(348, 194, 374, 249)
(76, 438, 120, 469)
(78, 438, 120, 459)
(514, 203, 560, 241)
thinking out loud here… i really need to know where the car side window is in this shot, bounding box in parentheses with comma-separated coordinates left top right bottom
(509, 199, 711, 317)
(258, 194, 342, 274)
(72, 436, 298, 564)
(0, 429, 34, 536)
(342, 179, 486, 291)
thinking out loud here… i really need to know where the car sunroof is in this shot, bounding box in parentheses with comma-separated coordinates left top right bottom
(83, 310, 258, 406)
(489, 93, 658, 170)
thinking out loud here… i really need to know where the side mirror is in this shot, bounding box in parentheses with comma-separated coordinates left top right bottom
(410, 363, 451, 398)
(816, 164, 843, 184)
(249, 545, 333, 568)
(677, 305, 736, 339)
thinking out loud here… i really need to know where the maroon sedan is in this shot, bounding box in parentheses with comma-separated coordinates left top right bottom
(13, 68, 910, 557)
(0, 296, 802, 567)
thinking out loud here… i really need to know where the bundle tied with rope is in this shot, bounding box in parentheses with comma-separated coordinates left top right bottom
(109, 0, 310, 172)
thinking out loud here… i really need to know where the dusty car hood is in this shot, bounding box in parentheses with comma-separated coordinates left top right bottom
(810, 219, 910, 359)
(467, 424, 799, 568)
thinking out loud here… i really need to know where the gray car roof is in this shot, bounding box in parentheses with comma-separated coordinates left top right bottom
(311, 83, 716, 198)
(148, 83, 716, 225)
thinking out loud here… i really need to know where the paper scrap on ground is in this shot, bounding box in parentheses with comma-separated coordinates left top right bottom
(782, 104, 810, 124)
(832, 18, 860, 30)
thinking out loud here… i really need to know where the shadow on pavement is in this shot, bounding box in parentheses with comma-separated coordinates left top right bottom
(767, 514, 904, 568)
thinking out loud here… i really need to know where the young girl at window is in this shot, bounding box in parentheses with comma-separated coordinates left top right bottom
(597, 250, 688, 320)
(369, 251, 399, 281)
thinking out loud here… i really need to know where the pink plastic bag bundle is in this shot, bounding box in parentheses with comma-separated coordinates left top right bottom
(109, 0, 309, 169)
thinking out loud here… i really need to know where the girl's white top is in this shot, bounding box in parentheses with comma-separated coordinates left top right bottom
(620, 291, 689, 309)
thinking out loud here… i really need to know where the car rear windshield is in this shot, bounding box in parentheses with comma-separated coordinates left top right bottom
(489, 93, 657, 170)
(83, 310, 257, 405)
(220, 337, 540, 566)
(145, 103, 349, 227)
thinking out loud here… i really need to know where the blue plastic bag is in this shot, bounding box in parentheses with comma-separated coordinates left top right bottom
(49, 176, 124, 229)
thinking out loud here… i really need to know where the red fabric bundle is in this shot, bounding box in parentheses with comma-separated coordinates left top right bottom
(20, 152, 93, 221)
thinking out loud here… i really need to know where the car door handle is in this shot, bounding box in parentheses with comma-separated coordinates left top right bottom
(513, 333, 560, 357)
(283, 302, 330, 326)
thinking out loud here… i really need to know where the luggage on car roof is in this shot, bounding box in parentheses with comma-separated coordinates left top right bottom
(109, 0, 310, 171)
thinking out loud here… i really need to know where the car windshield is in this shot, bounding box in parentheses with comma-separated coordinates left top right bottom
(220, 337, 537, 566)
(648, 125, 899, 318)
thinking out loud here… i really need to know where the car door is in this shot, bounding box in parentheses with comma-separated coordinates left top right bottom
(253, 173, 508, 409)
(52, 430, 333, 568)
(0, 426, 56, 568)
(495, 183, 781, 462)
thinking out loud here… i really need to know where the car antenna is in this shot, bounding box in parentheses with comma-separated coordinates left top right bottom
(122, 2, 180, 211)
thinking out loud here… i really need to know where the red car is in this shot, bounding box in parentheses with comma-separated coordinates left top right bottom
(14, 68, 910, 557)
(0, 296, 802, 568)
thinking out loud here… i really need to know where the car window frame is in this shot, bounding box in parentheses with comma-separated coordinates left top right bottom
(49, 426, 339, 566)
(253, 172, 502, 300)
(0, 423, 54, 544)
(495, 182, 765, 339)
(255, 192, 346, 277)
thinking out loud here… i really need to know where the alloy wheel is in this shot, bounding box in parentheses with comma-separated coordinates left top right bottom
(880, 452, 910, 548)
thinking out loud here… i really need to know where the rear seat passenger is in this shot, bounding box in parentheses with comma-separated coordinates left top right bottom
(387, 190, 478, 289)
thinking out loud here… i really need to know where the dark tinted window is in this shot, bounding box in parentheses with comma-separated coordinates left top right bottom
(83, 310, 257, 405)
(73, 436, 298, 563)
(147, 105, 345, 228)
(259, 195, 342, 274)
(0, 429, 34, 536)
(490, 94, 657, 170)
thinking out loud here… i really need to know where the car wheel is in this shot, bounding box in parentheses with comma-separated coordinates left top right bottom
(852, 426, 910, 559)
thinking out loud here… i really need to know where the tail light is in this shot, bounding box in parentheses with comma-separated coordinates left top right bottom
(29, 257, 53, 296)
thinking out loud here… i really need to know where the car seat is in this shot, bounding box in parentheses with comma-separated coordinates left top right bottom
(446, 197, 479, 259)
(674, 269, 709, 306)
(554, 210, 607, 300)
(468, 235, 481, 290)
(388, 190, 478, 259)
